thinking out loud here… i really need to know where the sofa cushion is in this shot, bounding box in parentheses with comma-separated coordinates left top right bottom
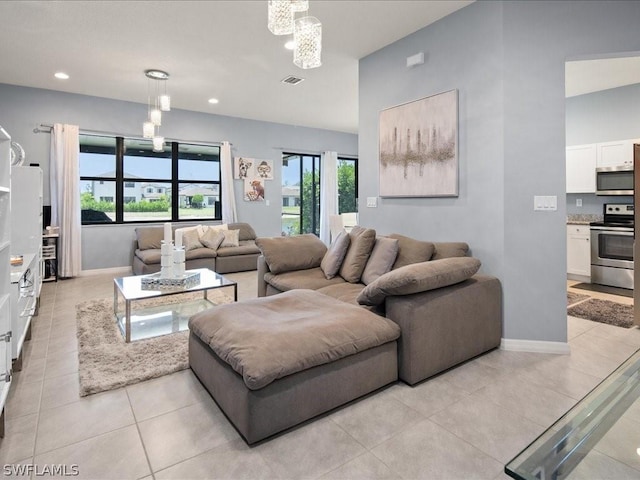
(256, 234, 327, 274)
(432, 242, 470, 260)
(221, 229, 240, 248)
(136, 227, 164, 250)
(185, 247, 218, 260)
(200, 228, 225, 250)
(320, 230, 351, 280)
(339, 226, 376, 283)
(229, 222, 257, 241)
(361, 237, 399, 286)
(216, 240, 261, 257)
(182, 228, 204, 251)
(357, 257, 482, 306)
(135, 248, 161, 264)
(265, 267, 346, 292)
(388, 234, 435, 269)
(316, 283, 365, 306)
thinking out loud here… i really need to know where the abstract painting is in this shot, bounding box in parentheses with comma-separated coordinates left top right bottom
(379, 89, 458, 197)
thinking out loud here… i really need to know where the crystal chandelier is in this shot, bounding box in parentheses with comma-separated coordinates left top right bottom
(142, 69, 170, 151)
(267, 0, 321, 69)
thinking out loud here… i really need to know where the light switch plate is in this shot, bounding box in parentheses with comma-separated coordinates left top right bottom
(534, 195, 557, 211)
(366, 197, 377, 208)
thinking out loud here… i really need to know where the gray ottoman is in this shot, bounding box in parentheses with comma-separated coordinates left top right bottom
(188, 289, 401, 444)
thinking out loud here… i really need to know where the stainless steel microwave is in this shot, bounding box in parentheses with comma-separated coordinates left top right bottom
(596, 165, 634, 195)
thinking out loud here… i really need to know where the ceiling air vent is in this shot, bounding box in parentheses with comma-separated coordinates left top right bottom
(281, 75, 305, 85)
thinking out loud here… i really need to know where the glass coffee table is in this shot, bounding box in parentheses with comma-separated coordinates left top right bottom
(113, 268, 237, 342)
(506, 347, 640, 479)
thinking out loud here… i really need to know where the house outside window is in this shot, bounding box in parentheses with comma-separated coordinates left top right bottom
(79, 134, 221, 224)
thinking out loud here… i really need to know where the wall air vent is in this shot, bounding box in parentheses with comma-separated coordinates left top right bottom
(281, 75, 305, 85)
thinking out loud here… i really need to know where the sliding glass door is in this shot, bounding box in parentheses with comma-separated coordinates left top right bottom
(281, 153, 357, 236)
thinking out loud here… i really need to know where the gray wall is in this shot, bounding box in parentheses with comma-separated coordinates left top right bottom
(566, 83, 640, 215)
(0, 84, 357, 269)
(359, 0, 640, 343)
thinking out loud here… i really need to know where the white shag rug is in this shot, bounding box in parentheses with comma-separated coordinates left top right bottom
(76, 290, 232, 396)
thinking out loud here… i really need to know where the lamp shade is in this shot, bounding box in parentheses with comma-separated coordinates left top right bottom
(143, 121, 154, 139)
(293, 16, 322, 69)
(152, 136, 165, 152)
(268, 0, 294, 35)
(291, 0, 308, 12)
(159, 94, 171, 112)
(150, 108, 162, 126)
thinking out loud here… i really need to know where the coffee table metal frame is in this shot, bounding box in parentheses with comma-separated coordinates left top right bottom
(113, 268, 237, 342)
(505, 347, 640, 479)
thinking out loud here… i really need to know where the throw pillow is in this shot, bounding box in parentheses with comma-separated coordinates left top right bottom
(198, 223, 228, 239)
(135, 227, 164, 250)
(388, 234, 435, 269)
(220, 229, 240, 248)
(339, 226, 377, 283)
(361, 237, 399, 285)
(357, 257, 481, 306)
(200, 228, 225, 250)
(182, 228, 204, 251)
(256, 234, 327, 274)
(320, 230, 351, 280)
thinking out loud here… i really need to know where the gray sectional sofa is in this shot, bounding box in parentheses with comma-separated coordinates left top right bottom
(255, 229, 503, 385)
(187, 227, 503, 444)
(132, 222, 260, 275)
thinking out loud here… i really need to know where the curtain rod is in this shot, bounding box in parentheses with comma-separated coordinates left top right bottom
(32, 124, 230, 146)
(275, 146, 357, 158)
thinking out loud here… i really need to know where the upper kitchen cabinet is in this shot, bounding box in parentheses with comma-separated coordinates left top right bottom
(566, 144, 597, 193)
(596, 139, 638, 168)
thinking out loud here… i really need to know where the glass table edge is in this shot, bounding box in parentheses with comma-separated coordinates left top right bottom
(114, 268, 236, 301)
(504, 346, 640, 480)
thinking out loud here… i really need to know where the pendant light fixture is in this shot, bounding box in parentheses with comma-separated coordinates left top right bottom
(267, 1, 321, 69)
(142, 69, 170, 151)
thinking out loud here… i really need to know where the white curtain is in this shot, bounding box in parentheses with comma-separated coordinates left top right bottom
(220, 141, 237, 223)
(50, 124, 81, 278)
(319, 151, 338, 245)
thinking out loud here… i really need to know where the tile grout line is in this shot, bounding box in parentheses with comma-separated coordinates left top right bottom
(125, 388, 156, 479)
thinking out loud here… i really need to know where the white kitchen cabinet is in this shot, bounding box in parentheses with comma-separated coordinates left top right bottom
(567, 225, 591, 278)
(0, 128, 12, 434)
(596, 139, 637, 168)
(10, 166, 42, 299)
(10, 253, 36, 369)
(566, 144, 596, 193)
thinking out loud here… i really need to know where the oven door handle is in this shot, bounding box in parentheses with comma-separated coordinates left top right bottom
(590, 226, 635, 233)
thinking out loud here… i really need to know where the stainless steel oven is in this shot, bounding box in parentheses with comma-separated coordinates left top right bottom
(590, 203, 634, 289)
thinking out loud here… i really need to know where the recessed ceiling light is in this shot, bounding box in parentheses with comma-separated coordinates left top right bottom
(54, 72, 69, 80)
(284, 40, 295, 50)
(208, 98, 219, 104)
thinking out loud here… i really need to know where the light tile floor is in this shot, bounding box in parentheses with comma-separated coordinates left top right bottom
(0, 271, 639, 479)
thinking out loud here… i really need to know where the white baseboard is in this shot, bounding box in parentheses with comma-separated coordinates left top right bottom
(500, 338, 571, 355)
(79, 266, 132, 277)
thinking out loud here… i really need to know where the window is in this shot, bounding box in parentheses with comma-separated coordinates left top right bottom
(79, 134, 221, 224)
(281, 153, 357, 236)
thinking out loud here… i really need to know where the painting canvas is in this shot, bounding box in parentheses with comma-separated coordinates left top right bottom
(379, 89, 458, 197)
(244, 177, 265, 202)
(234, 157, 255, 180)
(254, 159, 274, 180)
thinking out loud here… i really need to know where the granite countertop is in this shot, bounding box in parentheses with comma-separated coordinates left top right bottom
(567, 214, 602, 225)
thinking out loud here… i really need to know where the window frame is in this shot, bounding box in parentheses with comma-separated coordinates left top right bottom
(281, 152, 358, 236)
(80, 134, 222, 225)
